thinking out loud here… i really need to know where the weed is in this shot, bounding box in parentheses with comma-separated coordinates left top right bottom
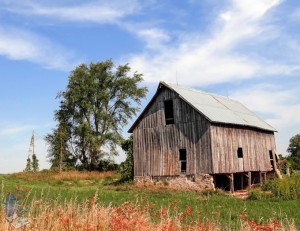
(262, 174, 300, 200)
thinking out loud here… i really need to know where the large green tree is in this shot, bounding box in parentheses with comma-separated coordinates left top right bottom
(287, 133, 300, 170)
(46, 60, 147, 169)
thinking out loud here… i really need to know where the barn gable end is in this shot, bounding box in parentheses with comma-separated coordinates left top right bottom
(132, 85, 213, 177)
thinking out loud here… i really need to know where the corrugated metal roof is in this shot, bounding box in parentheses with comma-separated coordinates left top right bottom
(163, 82, 276, 132)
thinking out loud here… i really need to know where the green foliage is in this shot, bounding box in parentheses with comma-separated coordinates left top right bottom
(24, 157, 31, 172)
(261, 173, 300, 200)
(45, 60, 147, 170)
(97, 159, 118, 172)
(248, 188, 272, 200)
(277, 155, 291, 174)
(44, 126, 76, 169)
(24, 154, 39, 172)
(287, 133, 300, 170)
(118, 135, 134, 182)
(31, 153, 39, 172)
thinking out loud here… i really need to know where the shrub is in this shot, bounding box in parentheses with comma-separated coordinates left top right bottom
(262, 174, 300, 200)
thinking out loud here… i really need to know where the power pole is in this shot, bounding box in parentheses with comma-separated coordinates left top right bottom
(29, 130, 34, 157)
(25, 130, 35, 172)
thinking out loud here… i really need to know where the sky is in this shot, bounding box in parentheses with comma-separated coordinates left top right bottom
(0, 0, 299, 173)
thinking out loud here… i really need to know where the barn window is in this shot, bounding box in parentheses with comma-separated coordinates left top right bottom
(269, 150, 275, 170)
(237, 147, 243, 158)
(179, 149, 187, 173)
(269, 150, 273, 160)
(164, 100, 174, 125)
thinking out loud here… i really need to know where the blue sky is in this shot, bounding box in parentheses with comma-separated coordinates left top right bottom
(0, 0, 300, 173)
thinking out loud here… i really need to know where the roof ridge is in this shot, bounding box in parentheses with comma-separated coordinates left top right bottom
(162, 81, 240, 102)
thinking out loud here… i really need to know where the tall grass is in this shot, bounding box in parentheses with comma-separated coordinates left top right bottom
(1, 172, 299, 230)
(0, 194, 296, 231)
(261, 174, 300, 200)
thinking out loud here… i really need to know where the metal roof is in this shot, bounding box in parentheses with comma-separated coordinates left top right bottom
(163, 81, 276, 132)
(128, 81, 276, 132)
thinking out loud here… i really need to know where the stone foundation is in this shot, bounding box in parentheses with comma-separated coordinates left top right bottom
(134, 174, 215, 192)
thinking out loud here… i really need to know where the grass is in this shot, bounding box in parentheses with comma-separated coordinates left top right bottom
(0, 171, 299, 230)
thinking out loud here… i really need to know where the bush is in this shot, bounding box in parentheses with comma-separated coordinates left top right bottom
(262, 173, 300, 200)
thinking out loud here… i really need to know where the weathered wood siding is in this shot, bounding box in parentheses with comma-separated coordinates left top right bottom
(133, 86, 212, 177)
(210, 124, 276, 174)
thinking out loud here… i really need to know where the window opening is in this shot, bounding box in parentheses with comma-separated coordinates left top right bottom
(269, 150, 275, 170)
(179, 149, 187, 173)
(179, 149, 186, 161)
(164, 100, 174, 125)
(269, 150, 273, 160)
(237, 147, 243, 158)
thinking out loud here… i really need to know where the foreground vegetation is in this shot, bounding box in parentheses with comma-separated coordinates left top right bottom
(0, 171, 299, 230)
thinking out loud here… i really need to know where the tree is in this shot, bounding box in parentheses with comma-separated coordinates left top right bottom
(287, 133, 300, 170)
(31, 153, 39, 172)
(118, 135, 134, 182)
(24, 157, 31, 172)
(45, 125, 76, 170)
(46, 60, 147, 170)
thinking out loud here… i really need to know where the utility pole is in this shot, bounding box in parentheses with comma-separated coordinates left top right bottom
(25, 130, 36, 172)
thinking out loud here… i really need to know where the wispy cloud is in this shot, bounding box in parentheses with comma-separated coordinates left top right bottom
(1, 0, 140, 24)
(126, 0, 300, 85)
(0, 26, 81, 70)
(0, 1, 141, 70)
(229, 83, 300, 155)
(229, 84, 300, 128)
(0, 124, 32, 136)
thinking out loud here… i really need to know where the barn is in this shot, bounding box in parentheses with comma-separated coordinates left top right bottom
(128, 81, 278, 192)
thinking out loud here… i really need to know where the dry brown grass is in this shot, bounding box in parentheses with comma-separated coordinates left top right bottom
(10, 171, 117, 183)
(0, 196, 297, 231)
(52, 171, 116, 181)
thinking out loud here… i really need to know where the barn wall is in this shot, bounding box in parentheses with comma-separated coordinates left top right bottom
(210, 124, 276, 174)
(133, 86, 212, 177)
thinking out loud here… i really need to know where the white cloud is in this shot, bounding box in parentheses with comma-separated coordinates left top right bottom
(136, 28, 170, 49)
(229, 84, 300, 155)
(0, 1, 139, 70)
(0, 26, 81, 70)
(127, 0, 296, 86)
(1, 0, 139, 24)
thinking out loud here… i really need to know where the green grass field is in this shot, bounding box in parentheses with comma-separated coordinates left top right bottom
(0, 171, 299, 230)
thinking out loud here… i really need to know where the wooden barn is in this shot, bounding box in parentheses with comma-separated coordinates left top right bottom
(128, 81, 278, 191)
